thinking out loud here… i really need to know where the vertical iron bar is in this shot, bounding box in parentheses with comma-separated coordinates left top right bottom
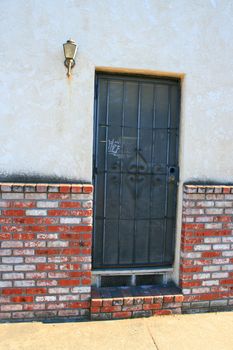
(163, 86, 171, 263)
(133, 83, 141, 263)
(102, 80, 110, 265)
(148, 84, 157, 263)
(117, 81, 125, 265)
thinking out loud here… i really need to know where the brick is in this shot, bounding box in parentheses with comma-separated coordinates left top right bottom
(133, 310, 152, 318)
(193, 273, 210, 280)
(163, 296, 174, 303)
(48, 288, 69, 294)
(2, 288, 23, 295)
(47, 241, 69, 248)
(2, 241, 23, 248)
(1, 185, 12, 191)
(34, 311, 57, 318)
(222, 251, 233, 257)
(59, 185, 71, 193)
(192, 287, 210, 294)
(24, 303, 45, 311)
(143, 303, 162, 310)
(212, 272, 229, 278)
(37, 280, 57, 287)
(214, 216, 232, 222)
(37, 201, 59, 208)
(222, 237, 233, 243)
(11, 296, 33, 303)
(194, 245, 211, 251)
(25, 257, 46, 263)
(205, 208, 223, 215)
(185, 209, 204, 215)
(0, 281, 12, 287)
(13, 249, 34, 256)
(0, 265, 13, 272)
(112, 311, 131, 319)
(2, 272, 24, 280)
(25, 193, 47, 199)
(206, 194, 224, 200)
(71, 185, 82, 193)
(12, 311, 34, 318)
(48, 193, 70, 200)
(196, 201, 214, 208)
(60, 218, 82, 224)
(122, 305, 142, 311)
(205, 223, 222, 229)
(210, 300, 228, 307)
(153, 310, 172, 315)
(220, 278, 233, 284)
(196, 216, 213, 223)
(0, 296, 11, 303)
(72, 286, 91, 294)
(11, 201, 35, 208)
(14, 281, 35, 287)
(213, 258, 230, 264)
(204, 237, 221, 243)
(26, 209, 47, 216)
(47, 302, 66, 310)
(13, 233, 35, 240)
(175, 295, 184, 302)
(222, 264, 233, 271)
(215, 201, 232, 208)
(24, 241, 46, 248)
(58, 310, 80, 317)
(203, 266, 220, 272)
(2, 193, 24, 199)
(1, 304, 23, 311)
(37, 233, 58, 240)
(83, 185, 93, 194)
(201, 252, 221, 258)
(35, 296, 56, 302)
(213, 244, 230, 250)
(36, 185, 48, 192)
(3, 210, 25, 216)
(0, 233, 12, 240)
(59, 295, 80, 301)
(15, 265, 36, 271)
(101, 306, 121, 312)
(48, 209, 92, 217)
(58, 280, 80, 287)
(26, 272, 47, 279)
(26, 288, 47, 294)
(92, 300, 102, 307)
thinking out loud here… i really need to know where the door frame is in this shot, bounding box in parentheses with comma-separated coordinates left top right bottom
(92, 71, 181, 277)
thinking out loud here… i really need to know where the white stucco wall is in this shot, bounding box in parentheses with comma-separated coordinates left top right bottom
(0, 0, 233, 183)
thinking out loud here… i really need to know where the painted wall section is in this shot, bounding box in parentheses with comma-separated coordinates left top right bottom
(0, 0, 233, 182)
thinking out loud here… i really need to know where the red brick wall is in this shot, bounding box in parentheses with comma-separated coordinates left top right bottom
(0, 183, 93, 321)
(180, 185, 233, 313)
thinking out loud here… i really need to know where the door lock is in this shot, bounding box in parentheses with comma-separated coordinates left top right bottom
(168, 167, 179, 184)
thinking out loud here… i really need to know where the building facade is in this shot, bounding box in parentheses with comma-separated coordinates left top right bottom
(0, 0, 233, 321)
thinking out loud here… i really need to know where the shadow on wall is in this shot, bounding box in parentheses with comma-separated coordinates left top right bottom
(0, 173, 91, 184)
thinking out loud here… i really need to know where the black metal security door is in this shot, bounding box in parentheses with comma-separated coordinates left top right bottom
(93, 74, 180, 269)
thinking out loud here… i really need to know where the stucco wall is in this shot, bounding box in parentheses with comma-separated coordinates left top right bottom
(0, 0, 233, 183)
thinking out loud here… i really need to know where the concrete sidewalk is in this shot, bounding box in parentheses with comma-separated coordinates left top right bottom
(0, 312, 233, 350)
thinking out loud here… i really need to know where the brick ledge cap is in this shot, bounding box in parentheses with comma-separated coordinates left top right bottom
(0, 183, 93, 194)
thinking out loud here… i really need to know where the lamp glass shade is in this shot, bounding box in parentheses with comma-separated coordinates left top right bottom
(63, 40, 77, 60)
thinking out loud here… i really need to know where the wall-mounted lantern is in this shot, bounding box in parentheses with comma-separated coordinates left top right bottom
(63, 39, 78, 77)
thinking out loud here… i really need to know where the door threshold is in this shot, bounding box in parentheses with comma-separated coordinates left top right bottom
(92, 267, 173, 276)
(92, 267, 173, 287)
